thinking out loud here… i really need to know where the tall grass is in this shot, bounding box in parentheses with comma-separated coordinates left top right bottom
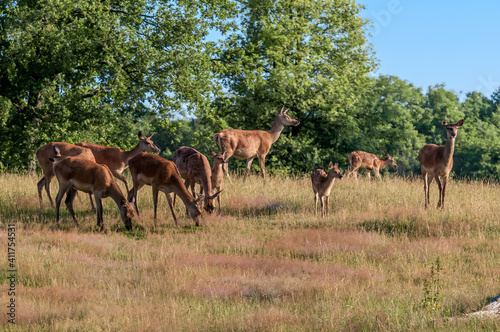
(1, 172, 500, 331)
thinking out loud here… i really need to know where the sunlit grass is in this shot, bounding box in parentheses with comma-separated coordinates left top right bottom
(1, 171, 500, 331)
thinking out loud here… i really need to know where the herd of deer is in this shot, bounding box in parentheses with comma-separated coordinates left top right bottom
(35, 106, 464, 230)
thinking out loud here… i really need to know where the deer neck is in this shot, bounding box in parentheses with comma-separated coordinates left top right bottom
(443, 136, 456, 166)
(122, 143, 143, 164)
(323, 173, 337, 193)
(267, 117, 285, 144)
(378, 158, 389, 170)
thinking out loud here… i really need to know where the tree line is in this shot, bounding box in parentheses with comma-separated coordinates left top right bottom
(1, 0, 499, 180)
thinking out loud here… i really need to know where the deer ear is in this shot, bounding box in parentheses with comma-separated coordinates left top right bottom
(328, 161, 334, 169)
(209, 149, 217, 157)
(52, 145, 61, 157)
(284, 108, 289, 114)
(195, 193, 205, 202)
(334, 162, 339, 167)
(385, 151, 390, 157)
(457, 119, 464, 127)
(441, 120, 448, 126)
(147, 132, 155, 139)
(138, 131, 143, 139)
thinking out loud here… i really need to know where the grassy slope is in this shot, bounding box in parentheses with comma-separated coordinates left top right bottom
(0, 172, 500, 331)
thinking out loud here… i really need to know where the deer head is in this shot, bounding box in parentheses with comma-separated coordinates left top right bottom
(442, 119, 464, 139)
(328, 162, 343, 180)
(384, 152, 398, 169)
(138, 131, 160, 154)
(210, 149, 227, 164)
(277, 106, 300, 127)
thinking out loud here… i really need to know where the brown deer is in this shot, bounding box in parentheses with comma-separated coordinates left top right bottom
(210, 149, 226, 215)
(36, 142, 96, 208)
(76, 131, 160, 193)
(213, 106, 300, 183)
(172, 146, 222, 214)
(311, 162, 343, 217)
(50, 146, 134, 230)
(418, 119, 464, 209)
(347, 151, 398, 180)
(127, 153, 203, 226)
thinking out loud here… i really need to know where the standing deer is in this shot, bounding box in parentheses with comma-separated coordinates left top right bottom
(76, 131, 160, 193)
(213, 106, 300, 183)
(418, 119, 464, 209)
(36, 142, 96, 208)
(50, 146, 134, 230)
(311, 162, 343, 217)
(210, 149, 226, 215)
(127, 153, 203, 226)
(172, 146, 222, 214)
(347, 151, 398, 180)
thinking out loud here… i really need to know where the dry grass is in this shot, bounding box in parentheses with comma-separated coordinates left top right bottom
(1, 171, 500, 331)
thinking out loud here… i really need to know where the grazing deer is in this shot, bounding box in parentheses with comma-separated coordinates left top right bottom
(127, 153, 203, 226)
(36, 142, 96, 208)
(418, 119, 464, 209)
(213, 106, 300, 183)
(172, 146, 222, 214)
(347, 151, 398, 180)
(50, 146, 134, 230)
(76, 131, 160, 193)
(210, 149, 226, 215)
(311, 162, 343, 217)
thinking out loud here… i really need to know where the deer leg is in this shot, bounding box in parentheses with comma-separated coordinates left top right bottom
(325, 195, 329, 216)
(94, 195, 104, 231)
(43, 176, 55, 207)
(258, 155, 266, 182)
(165, 193, 178, 226)
(366, 169, 371, 180)
(422, 172, 428, 209)
(65, 187, 80, 227)
(55, 184, 68, 227)
(434, 175, 443, 209)
(152, 185, 159, 227)
(320, 196, 325, 218)
(129, 183, 145, 216)
(314, 192, 318, 215)
(243, 158, 255, 183)
(441, 176, 449, 210)
(375, 169, 382, 180)
(37, 177, 47, 208)
(425, 174, 434, 209)
(88, 193, 96, 212)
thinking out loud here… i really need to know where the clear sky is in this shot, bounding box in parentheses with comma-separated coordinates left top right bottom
(359, 0, 500, 99)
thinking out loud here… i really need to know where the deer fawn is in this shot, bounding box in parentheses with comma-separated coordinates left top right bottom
(311, 162, 343, 217)
(50, 146, 134, 230)
(210, 149, 226, 215)
(213, 106, 300, 183)
(418, 119, 464, 209)
(347, 151, 397, 180)
(127, 153, 203, 226)
(172, 146, 221, 214)
(77, 131, 160, 194)
(36, 142, 96, 208)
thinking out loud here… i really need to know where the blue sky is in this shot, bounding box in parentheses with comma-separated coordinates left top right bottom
(360, 0, 500, 99)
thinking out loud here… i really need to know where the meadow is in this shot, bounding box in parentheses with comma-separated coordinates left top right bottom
(1, 171, 500, 331)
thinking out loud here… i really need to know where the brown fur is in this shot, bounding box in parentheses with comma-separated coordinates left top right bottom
(210, 149, 226, 215)
(36, 142, 96, 208)
(418, 119, 464, 209)
(51, 152, 134, 231)
(127, 153, 203, 226)
(172, 147, 221, 214)
(311, 162, 343, 217)
(347, 151, 397, 180)
(213, 107, 300, 183)
(77, 132, 160, 193)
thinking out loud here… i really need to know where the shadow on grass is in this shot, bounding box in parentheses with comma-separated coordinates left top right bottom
(357, 217, 430, 238)
(223, 196, 283, 218)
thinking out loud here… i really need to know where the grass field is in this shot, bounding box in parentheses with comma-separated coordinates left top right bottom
(1, 171, 500, 331)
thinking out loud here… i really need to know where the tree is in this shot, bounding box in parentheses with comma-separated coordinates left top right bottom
(0, 0, 237, 170)
(210, 0, 376, 172)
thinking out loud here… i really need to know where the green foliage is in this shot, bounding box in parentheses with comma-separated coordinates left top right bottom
(421, 257, 445, 313)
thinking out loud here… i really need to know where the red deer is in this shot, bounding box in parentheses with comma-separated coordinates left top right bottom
(76, 132, 160, 193)
(347, 151, 397, 180)
(418, 119, 464, 209)
(172, 146, 221, 214)
(213, 106, 300, 183)
(50, 146, 134, 230)
(36, 142, 96, 208)
(311, 162, 343, 217)
(127, 153, 203, 226)
(210, 149, 226, 215)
